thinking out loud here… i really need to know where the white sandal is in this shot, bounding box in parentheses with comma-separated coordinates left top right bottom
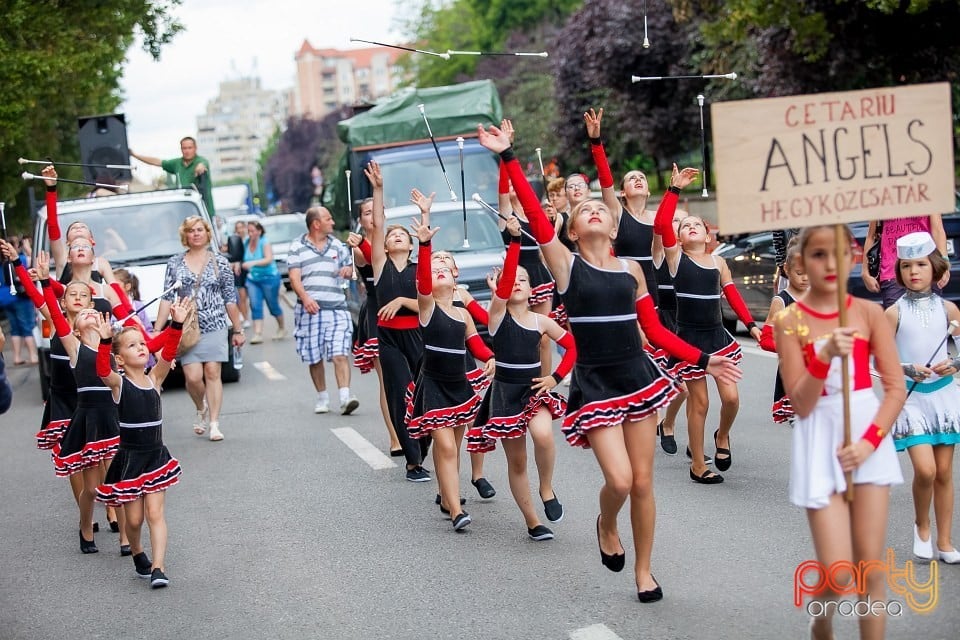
(208, 421, 224, 442)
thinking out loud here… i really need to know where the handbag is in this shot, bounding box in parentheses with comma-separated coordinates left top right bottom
(866, 220, 883, 279)
(176, 297, 201, 357)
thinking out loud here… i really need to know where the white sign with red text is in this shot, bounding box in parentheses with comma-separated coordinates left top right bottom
(711, 83, 955, 234)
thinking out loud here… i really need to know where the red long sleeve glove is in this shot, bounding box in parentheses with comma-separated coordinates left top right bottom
(635, 293, 709, 368)
(13, 260, 45, 308)
(500, 149, 555, 245)
(466, 333, 494, 362)
(499, 160, 510, 195)
(147, 327, 169, 354)
(110, 282, 134, 313)
(112, 303, 134, 324)
(416, 241, 432, 295)
(654, 188, 680, 248)
(552, 331, 577, 380)
(722, 282, 757, 330)
(358, 238, 372, 264)
(41, 279, 71, 337)
(46, 187, 61, 241)
(465, 300, 489, 326)
(759, 324, 776, 353)
(48, 278, 64, 298)
(495, 237, 522, 300)
(159, 322, 183, 362)
(590, 139, 614, 189)
(96, 340, 113, 378)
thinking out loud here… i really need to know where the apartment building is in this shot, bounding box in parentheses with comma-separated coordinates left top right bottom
(292, 40, 405, 118)
(197, 77, 288, 183)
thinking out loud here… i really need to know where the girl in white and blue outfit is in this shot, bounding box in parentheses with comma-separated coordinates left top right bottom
(886, 231, 960, 564)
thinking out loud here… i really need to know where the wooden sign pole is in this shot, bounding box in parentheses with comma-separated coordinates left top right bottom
(835, 224, 854, 502)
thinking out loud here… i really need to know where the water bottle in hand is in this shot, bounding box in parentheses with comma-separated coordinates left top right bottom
(232, 344, 243, 370)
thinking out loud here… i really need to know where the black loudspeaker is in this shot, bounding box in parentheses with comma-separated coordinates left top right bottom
(77, 113, 131, 185)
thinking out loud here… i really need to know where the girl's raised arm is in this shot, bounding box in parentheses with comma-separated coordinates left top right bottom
(365, 161, 387, 279)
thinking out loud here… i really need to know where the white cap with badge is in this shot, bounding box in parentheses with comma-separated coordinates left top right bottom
(896, 231, 937, 260)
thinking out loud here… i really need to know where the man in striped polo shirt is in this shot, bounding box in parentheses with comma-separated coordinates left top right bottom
(287, 206, 359, 415)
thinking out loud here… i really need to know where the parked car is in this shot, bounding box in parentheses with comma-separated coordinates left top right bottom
(259, 213, 307, 290)
(714, 216, 960, 332)
(33, 188, 241, 399)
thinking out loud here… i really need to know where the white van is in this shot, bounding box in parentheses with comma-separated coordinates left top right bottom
(32, 188, 241, 399)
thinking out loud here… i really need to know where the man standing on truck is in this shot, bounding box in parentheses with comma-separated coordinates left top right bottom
(130, 137, 216, 215)
(287, 206, 359, 415)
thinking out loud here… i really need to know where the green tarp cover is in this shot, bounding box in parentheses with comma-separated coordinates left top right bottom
(337, 80, 503, 147)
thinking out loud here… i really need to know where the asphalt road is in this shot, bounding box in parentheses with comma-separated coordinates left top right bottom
(1, 317, 958, 639)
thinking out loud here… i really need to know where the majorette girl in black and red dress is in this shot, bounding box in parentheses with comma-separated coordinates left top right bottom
(94, 299, 187, 588)
(347, 198, 402, 457)
(405, 189, 495, 532)
(365, 161, 431, 482)
(473, 214, 577, 541)
(656, 177, 762, 484)
(477, 121, 741, 602)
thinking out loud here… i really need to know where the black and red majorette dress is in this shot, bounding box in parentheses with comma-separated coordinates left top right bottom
(406, 307, 482, 439)
(771, 289, 796, 424)
(453, 293, 491, 397)
(614, 211, 659, 307)
(502, 219, 555, 307)
(666, 253, 742, 381)
(352, 262, 379, 374)
(51, 345, 119, 476)
(471, 312, 565, 450)
(96, 377, 181, 506)
(36, 335, 77, 450)
(560, 257, 681, 448)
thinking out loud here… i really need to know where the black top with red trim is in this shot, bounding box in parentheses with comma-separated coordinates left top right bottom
(358, 263, 377, 308)
(73, 345, 113, 409)
(655, 260, 676, 312)
(614, 213, 658, 305)
(491, 312, 542, 384)
(117, 377, 164, 450)
(49, 335, 77, 401)
(673, 254, 722, 329)
(561, 257, 641, 366)
(376, 259, 417, 324)
(421, 307, 469, 382)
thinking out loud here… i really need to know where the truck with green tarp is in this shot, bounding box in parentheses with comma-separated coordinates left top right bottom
(325, 79, 504, 226)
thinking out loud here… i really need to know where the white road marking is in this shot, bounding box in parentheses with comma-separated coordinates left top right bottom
(331, 427, 398, 470)
(253, 361, 287, 380)
(569, 624, 624, 640)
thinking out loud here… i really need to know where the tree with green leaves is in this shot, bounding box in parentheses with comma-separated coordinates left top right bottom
(0, 1, 182, 229)
(553, 1, 705, 189)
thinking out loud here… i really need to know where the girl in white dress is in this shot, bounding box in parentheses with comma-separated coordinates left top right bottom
(885, 231, 960, 564)
(774, 225, 905, 640)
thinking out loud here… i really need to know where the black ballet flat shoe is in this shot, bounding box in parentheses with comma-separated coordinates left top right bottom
(690, 467, 724, 485)
(120, 545, 132, 557)
(658, 421, 678, 456)
(109, 520, 120, 533)
(79, 529, 98, 554)
(637, 575, 664, 603)
(713, 429, 732, 472)
(390, 449, 404, 457)
(685, 446, 713, 466)
(596, 514, 625, 572)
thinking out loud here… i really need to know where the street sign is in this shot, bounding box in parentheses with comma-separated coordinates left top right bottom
(712, 83, 955, 234)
